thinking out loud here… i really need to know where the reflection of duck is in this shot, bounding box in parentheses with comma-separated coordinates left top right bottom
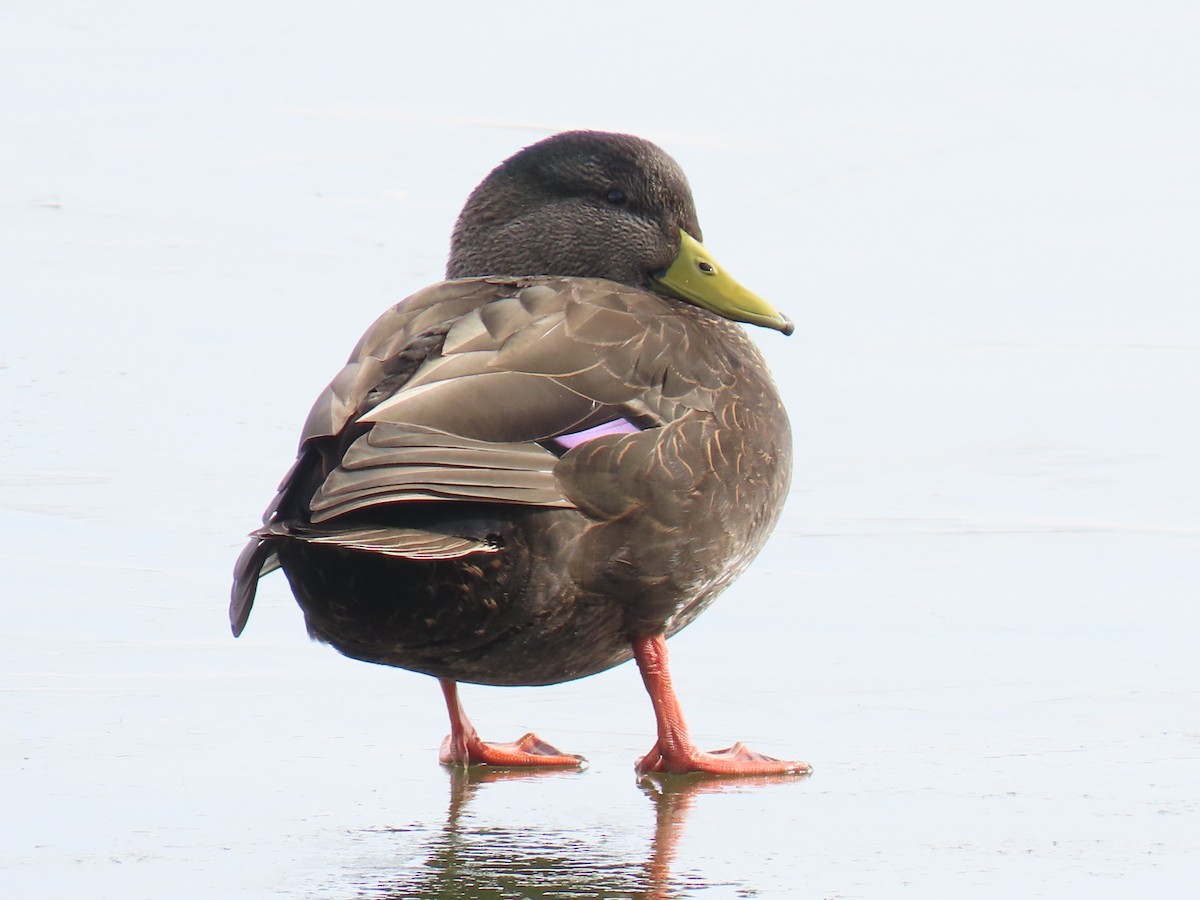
(352, 768, 656, 899)
(231, 131, 808, 775)
(347, 768, 807, 899)
(639, 773, 811, 900)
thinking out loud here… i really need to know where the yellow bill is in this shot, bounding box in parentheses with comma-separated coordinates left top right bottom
(652, 230, 793, 335)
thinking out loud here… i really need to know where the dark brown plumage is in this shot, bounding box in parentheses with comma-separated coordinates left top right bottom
(231, 131, 808, 776)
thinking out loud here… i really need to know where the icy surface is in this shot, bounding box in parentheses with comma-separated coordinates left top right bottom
(3, 2, 1198, 897)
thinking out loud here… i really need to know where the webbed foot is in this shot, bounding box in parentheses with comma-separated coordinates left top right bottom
(440, 731, 585, 768)
(635, 739, 809, 776)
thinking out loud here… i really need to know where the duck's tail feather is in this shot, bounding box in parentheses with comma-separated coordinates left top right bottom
(278, 524, 500, 559)
(230, 537, 279, 637)
(230, 519, 502, 636)
(256, 519, 499, 559)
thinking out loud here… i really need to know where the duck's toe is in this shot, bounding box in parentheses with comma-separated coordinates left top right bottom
(635, 739, 810, 777)
(439, 731, 586, 769)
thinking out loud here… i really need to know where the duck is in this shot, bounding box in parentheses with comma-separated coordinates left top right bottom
(231, 130, 809, 777)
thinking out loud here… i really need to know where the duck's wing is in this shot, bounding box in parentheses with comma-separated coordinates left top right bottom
(231, 276, 716, 634)
(302, 279, 670, 521)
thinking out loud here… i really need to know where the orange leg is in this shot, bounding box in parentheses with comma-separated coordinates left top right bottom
(438, 679, 585, 768)
(632, 634, 811, 777)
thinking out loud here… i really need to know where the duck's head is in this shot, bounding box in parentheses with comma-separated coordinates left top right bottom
(447, 131, 793, 335)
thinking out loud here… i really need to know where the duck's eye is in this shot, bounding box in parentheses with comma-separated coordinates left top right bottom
(605, 188, 627, 205)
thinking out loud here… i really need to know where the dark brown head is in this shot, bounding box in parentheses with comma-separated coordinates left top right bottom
(447, 131, 701, 287)
(447, 131, 793, 334)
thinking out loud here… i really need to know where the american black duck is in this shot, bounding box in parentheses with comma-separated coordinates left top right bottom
(231, 130, 808, 776)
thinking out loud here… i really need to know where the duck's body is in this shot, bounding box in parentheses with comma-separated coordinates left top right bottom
(236, 276, 789, 685)
(232, 132, 807, 776)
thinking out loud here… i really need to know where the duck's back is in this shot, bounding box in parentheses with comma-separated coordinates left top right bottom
(231, 276, 791, 686)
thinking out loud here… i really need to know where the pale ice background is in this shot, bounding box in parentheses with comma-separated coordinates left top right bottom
(2, 2, 1198, 897)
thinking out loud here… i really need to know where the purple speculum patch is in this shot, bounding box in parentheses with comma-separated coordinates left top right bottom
(551, 417, 641, 450)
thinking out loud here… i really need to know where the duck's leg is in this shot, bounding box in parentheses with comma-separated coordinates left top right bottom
(437, 679, 585, 768)
(632, 635, 811, 776)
